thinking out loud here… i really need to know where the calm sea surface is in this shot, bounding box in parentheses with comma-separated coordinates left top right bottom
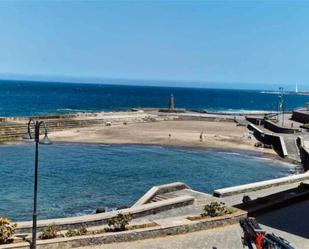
(0, 80, 308, 116)
(0, 81, 299, 221)
(0, 143, 292, 221)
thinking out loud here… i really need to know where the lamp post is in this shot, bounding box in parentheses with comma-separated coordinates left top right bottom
(23, 119, 52, 249)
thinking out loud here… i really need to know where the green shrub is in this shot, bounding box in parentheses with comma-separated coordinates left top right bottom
(39, 224, 59, 240)
(107, 213, 132, 232)
(201, 202, 234, 217)
(303, 123, 309, 128)
(65, 225, 87, 237)
(297, 182, 309, 192)
(0, 217, 17, 244)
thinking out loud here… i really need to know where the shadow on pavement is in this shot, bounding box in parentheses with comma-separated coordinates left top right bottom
(255, 199, 309, 240)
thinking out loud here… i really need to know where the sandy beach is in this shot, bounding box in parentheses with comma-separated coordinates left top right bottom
(49, 118, 276, 156)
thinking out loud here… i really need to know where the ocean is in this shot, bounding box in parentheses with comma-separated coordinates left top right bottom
(0, 80, 308, 117)
(0, 143, 292, 221)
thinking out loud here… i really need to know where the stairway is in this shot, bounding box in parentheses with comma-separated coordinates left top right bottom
(0, 118, 107, 142)
(148, 193, 178, 203)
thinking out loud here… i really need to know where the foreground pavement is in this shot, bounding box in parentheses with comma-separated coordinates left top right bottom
(79, 224, 244, 249)
(79, 223, 307, 249)
(257, 199, 309, 248)
(78, 200, 309, 249)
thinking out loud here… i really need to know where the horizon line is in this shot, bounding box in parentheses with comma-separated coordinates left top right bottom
(0, 74, 300, 91)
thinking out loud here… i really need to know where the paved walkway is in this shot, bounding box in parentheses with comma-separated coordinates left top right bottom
(257, 199, 309, 247)
(78, 223, 307, 249)
(220, 179, 309, 207)
(78, 199, 309, 249)
(79, 224, 244, 249)
(79, 224, 307, 249)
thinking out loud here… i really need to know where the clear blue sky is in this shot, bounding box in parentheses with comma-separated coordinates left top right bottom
(0, 1, 309, 90)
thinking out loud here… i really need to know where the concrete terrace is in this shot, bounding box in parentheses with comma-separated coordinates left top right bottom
(96, 176, 309, 249)
(70, 176, 309, 249)
(5, 172, 309, 249)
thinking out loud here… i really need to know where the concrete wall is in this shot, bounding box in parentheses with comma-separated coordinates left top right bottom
(247, 124, 288, 158)
(247, 123, 265, 141)
(296, 136, 309, 171)
(214, 171, 309, 197)
(4, 210, 246, 249)
(175, 115, 235, 122)
(264, 120, 299, 134)
(133, 182, 189, 207)
(264, 133, 288, 158)
(16, 195, 194, 234)
(292, 109, 309, 124)
(245, 116, 264, 126)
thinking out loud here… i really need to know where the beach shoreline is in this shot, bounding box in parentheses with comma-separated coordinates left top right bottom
(48, 118, 279, 157)
(0, 110, 294, 166)
(55, 141, 297, 169)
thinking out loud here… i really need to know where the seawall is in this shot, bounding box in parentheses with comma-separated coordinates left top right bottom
(247, 123, 288, 158)
(296, 136, 309, 171)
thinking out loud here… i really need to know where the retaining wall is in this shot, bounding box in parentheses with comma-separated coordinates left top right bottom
(296, 136, 309, 171)
(264, 120, 300, 134)
(175, 115, 235, 122)
(245, 116, 265, 126)
(214, 171, 309, 197)
(2, 211, 246, 249)
(0, 112, 153, 143)
(133, 182, 189, 207)
(16, 195, 194, 234)
(292, 109, 309, 124)
(247, 124, 288, 158)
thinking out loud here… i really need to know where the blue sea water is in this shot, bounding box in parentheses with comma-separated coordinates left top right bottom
(0, 80, 308, 116)
(0, 143, 292, 221)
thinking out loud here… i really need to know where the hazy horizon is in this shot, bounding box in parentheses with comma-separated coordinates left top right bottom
(0, 74, 304, 91)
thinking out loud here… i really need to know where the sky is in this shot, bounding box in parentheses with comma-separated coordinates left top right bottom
(0, 1, 309, 90)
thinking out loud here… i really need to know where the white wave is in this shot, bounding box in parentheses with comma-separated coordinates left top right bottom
(250, 156, 295, 168)
(57, 108, 95, 112)
(217, 151, 242, 156)
(214, 109, 275, 114)
(260, 91, 281, 95)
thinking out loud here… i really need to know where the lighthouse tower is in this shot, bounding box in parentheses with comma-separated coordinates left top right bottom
(169, 94, 174, 112)
(296, 83, 299, 93)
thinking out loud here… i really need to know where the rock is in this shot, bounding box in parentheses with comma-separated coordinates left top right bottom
(96, 207, 106, 214)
